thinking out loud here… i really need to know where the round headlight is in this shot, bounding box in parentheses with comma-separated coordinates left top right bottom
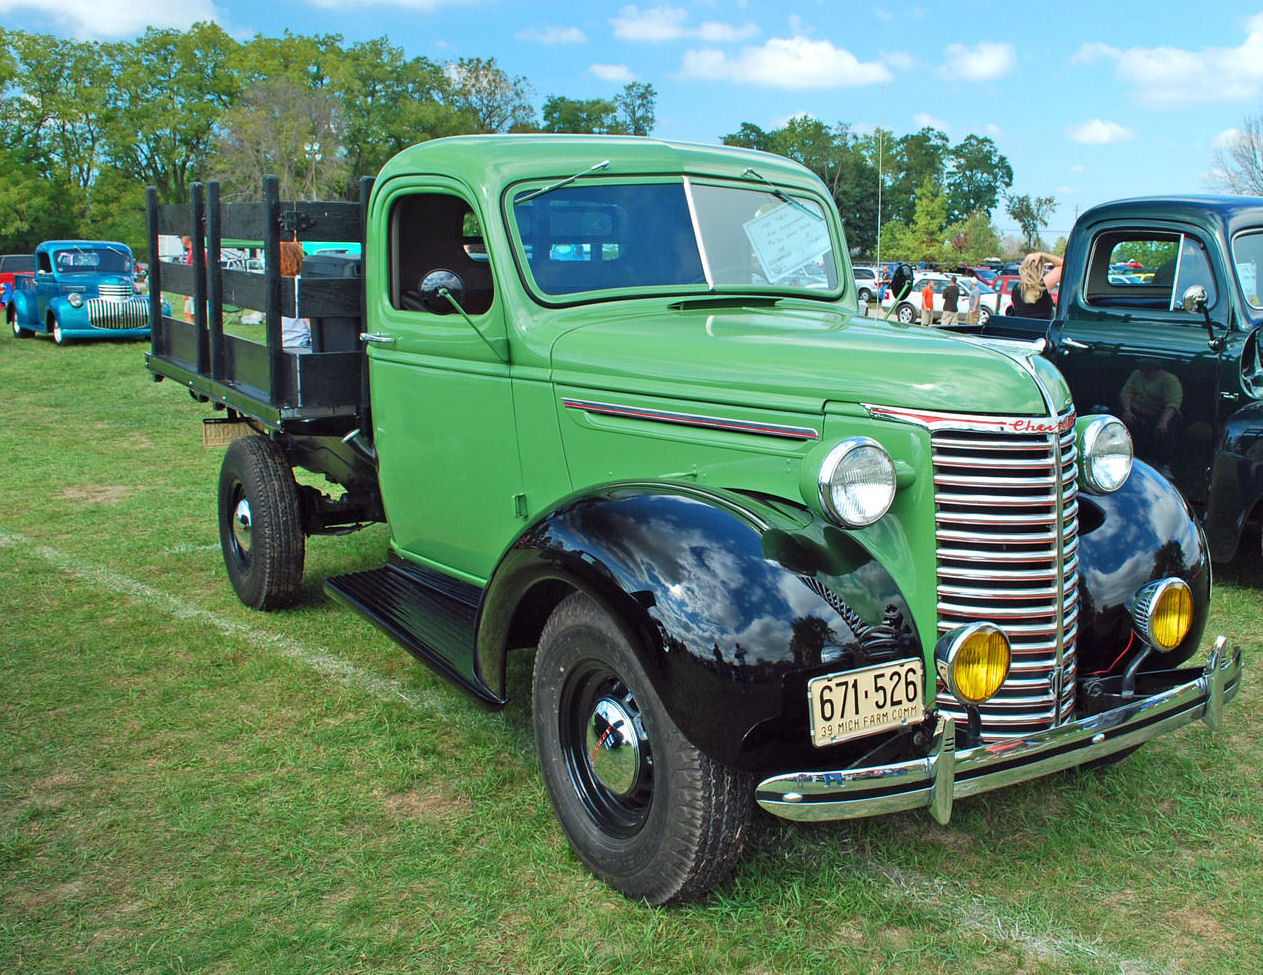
(67, 292, 84, 308)
(935, 623, 1011, 705)
(817, 437, 896, 527)
(1131, 578, 1194, 651)
(1079, 415, 1132, 494)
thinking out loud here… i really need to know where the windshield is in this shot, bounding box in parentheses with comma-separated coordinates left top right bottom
(1232, 229, 1263, 310)
(53, 246, 132, 274)
(509, 177, 838, 299)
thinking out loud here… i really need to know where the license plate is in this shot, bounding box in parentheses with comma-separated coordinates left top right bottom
(808, 659, 925, 747)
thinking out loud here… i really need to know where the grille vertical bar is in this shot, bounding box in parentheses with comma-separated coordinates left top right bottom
(932, 416, 1079, 739)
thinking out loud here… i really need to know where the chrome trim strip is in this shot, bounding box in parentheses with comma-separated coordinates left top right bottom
(561, 397, 820, 441)
(756, 645, 1242, 823)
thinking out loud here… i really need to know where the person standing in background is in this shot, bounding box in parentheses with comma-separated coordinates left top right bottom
(920, 278, 934, 326)
(941, 275, 960, 326)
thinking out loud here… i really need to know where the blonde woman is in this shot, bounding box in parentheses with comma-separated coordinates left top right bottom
(1008, 250, 1063, 318)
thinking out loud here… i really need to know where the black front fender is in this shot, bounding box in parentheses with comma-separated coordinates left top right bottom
(478, 484, 920, 774)
(1205, 400, 1263, 562)
(1076, 461, 1212, 673)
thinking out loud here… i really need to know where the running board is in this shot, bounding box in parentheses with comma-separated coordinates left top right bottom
(325, 559, 500, 706)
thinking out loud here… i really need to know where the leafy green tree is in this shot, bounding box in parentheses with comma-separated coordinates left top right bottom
(210, 77, 349, 201)
(945, 134, 1012, 222)
(541, 96, 622, 134)
(615, 82, 656, 136)
(948, 211, 1002, 264)
(103, 23, 242, 203)
(1005, 192, 1057, 250)
(445, 57, 535, 133)
(332, 37, 470, 186)
(882, 177, 953, 264)
(884, 127, 949, 225)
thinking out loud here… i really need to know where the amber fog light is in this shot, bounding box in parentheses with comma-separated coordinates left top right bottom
(1131, 578, 1194, 651)
(935, 623, 1011, 705)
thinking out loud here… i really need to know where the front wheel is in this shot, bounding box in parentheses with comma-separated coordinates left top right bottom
(978, 305, 992, 326)
(533, 593, 752, 904)
(52, 317, 70, 345)
(217, 435, 305, 609)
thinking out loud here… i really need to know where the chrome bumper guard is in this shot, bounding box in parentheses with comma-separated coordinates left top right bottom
(757, 638, 1242, 824)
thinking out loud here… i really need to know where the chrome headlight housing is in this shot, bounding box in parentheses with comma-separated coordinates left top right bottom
(1079, 415, 1132, 494)
(935, 623, 1011, 705)
(1131, 578, 1194, 651)
(67, 292, 84, 308)
(817, 437, 896, 527)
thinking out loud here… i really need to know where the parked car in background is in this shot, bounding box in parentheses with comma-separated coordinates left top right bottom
(853, 264, 881, 302)
(881, 272, 1009, 324)
(1, 253, 34, 308)
(7, 240, 163, 345)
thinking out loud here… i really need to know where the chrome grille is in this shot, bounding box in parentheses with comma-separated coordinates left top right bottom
(97, 282, 133, 301)
(85, 296, 148, 330)
(933, 416, 1079, 739)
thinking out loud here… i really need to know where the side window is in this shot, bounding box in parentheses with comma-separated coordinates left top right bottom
(1085, 231, 1218, 310)
(388, 193, 494, 316)
(37, 252, 52, 274)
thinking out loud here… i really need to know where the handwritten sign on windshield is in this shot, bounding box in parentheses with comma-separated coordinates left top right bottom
(743, 202, 831, 284)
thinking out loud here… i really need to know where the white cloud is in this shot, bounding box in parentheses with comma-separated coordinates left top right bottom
(306, 0, 476, 8)
(942, 41, 1016, 82)
(1066, 119, 1134, 144)
(1073, 14, 1263, 107)
(1214, 127, 1244, 149)
(912, 112, 950, 132)
(518, 25, 586, 44)
(882, 50, 916, 71)
(611, 4, 756, 42)
(680, 36, 891, 88)
(0, 0, 217, 38)
(590, 63, 636, 83)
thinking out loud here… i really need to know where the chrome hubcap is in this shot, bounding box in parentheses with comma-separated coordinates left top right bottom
(586, 697, 641, 796)
(231, 496, 253, 556)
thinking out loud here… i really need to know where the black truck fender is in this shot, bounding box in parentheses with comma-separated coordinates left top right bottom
(1075, 460, 1212, 674)
(476, 482, 921, 774)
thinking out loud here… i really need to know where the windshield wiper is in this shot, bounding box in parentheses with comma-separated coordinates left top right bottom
(742, 167, 824, 221)
(515, 160, 611, 204)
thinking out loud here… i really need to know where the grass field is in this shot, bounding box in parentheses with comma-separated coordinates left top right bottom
(2, 334, 1260, 975)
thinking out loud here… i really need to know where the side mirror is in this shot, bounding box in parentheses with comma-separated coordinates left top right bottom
(418, 269, 465, 315)
(888, 264, 914, 302)
(1180, 284, 1208, 314)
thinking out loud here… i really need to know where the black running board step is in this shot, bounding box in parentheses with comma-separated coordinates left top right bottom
(325, 560, 500, 707)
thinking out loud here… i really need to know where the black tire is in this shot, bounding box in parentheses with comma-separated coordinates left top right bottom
(217, 435, 305, 609)
(897, 302, 917, 324)
(52, 316, 70, 345)
(532, 592, 752, 904)
(11, 315, 33, 339)
(857, 287, 873, 303)
(978, 305, 992, 326)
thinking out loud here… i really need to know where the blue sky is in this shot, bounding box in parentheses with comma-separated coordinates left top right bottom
(7, 0, 1263, 244)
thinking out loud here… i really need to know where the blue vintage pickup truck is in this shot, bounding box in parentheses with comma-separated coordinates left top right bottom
(7, 240, 159, 345)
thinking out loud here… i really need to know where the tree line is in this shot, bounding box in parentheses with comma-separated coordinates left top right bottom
(0, 24, 1056, 260)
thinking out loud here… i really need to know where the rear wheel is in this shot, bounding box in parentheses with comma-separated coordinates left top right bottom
(217, 435, 305, 609)
(978, 305, 992, 326)
(897, 302, 917, 324)
(11, 314, 33, 338)
(532, 592, 752, 904)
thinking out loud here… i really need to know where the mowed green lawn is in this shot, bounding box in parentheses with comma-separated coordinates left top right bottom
(2, 334, 1260, 975)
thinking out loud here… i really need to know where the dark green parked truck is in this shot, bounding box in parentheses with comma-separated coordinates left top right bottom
(146, 137, 1241, 903)
(975, 196, 1263, 567)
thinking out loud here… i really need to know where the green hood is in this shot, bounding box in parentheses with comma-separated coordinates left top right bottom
(548, 301, 1069, 417)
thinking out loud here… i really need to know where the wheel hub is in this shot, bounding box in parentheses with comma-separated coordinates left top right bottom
(231, 496, 253, 556)
(585, 696, 642, 796)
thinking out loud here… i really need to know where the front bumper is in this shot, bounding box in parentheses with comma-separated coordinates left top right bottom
(756, 638, 1242, 823)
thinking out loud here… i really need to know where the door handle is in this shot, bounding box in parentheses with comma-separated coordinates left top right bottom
(1060, 336, 1089, 350)
(360, 332, 396, 345)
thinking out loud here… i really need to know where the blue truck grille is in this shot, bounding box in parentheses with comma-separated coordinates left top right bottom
(84, 295, 149, 330)
(931, 416, 1079, 739)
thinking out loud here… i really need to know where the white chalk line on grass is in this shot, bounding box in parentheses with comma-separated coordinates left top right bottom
(0, 530, 451, 719)
(2, 530, 1169, 971)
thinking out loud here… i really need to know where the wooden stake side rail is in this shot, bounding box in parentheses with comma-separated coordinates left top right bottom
(145, 175, 374, 433)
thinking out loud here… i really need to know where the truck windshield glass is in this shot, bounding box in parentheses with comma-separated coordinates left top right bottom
(1231, 230, 1263, 309)
(510, 179, 837, 298)
(53, 247, 131, 274)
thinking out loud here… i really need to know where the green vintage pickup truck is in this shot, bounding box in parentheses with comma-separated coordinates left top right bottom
(146, 136, 1241, 903)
